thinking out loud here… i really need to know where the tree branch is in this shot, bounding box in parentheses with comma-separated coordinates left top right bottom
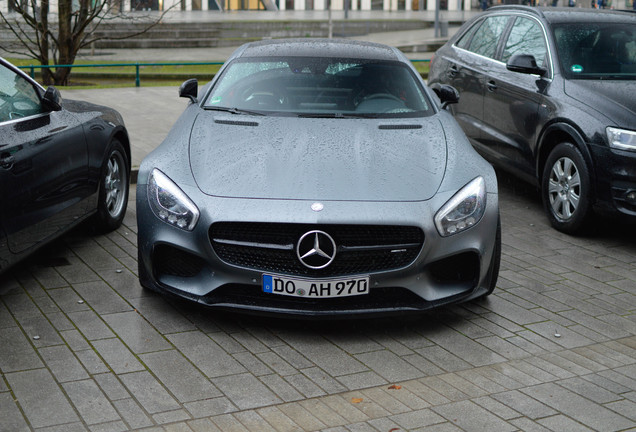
(79, 3, 179, 49)
(0, 12, 40, 59)
(1, 0, 179, 85)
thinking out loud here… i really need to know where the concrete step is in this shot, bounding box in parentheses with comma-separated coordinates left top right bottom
(2, 18, 436, 50)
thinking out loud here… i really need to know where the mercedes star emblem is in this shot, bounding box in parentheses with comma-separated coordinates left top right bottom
(296, 230, 337, 269)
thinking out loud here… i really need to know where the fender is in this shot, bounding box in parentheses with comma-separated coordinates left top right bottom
(536, 121, 597, 198)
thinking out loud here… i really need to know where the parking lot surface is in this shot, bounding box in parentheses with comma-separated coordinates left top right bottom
(1, 86, 635, 431)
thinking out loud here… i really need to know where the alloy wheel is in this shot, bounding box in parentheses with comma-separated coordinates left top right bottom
(547, 156, 581, 221)
(104, 150, 126, 218)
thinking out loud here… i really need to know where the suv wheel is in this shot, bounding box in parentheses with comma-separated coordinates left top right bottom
(542, 142, 592, 234)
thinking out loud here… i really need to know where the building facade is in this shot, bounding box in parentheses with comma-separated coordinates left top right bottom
(1, 0, 472, 14)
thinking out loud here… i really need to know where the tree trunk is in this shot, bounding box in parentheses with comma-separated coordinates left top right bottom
(38, 0, 53, 85)
(55, 0, 74, 85)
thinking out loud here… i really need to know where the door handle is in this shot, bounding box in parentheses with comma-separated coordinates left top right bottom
(449, 65, 459, 78)
(487, 80, 498, 92)
(0, 154, 15, 169)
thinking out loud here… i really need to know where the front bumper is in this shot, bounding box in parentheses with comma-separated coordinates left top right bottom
(137, 183, 500, 318)
(589, 143, 636, 217)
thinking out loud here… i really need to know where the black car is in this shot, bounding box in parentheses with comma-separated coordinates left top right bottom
(0, 58, 131, 273)
(429, 6, 636, 233)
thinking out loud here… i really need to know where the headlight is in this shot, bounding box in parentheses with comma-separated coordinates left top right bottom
(148, 169, 199, 231)
(607, 127, 636, 151)
(435, 177, 486, 237)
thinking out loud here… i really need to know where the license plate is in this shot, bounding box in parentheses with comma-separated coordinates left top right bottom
(263, 274, 369, 298)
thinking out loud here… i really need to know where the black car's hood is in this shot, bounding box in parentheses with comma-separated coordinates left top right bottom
(62, 98, 126, 126)
(564, 80, 636, 129)
(189, 113, 447, 201)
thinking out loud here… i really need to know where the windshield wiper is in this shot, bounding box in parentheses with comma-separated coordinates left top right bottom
(204, 106, 265, 116)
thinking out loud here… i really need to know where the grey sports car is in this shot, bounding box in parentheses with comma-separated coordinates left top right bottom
(136, 39, 500, 317)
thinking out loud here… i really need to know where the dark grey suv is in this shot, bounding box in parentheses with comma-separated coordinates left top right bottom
(429, 6, 636, 234)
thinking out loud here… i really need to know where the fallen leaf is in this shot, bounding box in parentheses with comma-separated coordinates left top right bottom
(389, 428, 401, 432)
(388, 384, 402, 390)
(351, 397, 363, 404)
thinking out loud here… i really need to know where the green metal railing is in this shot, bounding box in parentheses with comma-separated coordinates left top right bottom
(18, 59, 430, 87)
(18, 61, 225, 87)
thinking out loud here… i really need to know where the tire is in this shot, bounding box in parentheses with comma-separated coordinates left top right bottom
(541, 142, 592, 234)
(93, 139, 129, 233)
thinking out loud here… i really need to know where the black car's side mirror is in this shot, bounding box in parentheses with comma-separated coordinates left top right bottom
(179, 78, 198, 103)
(430, 83, 460, 109)
(42, 86, 62, 112)
(507, 54, 548, 77)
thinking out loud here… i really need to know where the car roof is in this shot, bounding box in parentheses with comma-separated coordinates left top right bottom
(487, 5, 636, 24)
(236, 38, 403, 62)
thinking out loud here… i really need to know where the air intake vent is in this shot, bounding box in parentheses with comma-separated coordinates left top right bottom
(379, 124, 422, 130)
(214, 119, 259, 127)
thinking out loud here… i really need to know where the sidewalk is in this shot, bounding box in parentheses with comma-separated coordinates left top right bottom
(2, 163, 635, 432)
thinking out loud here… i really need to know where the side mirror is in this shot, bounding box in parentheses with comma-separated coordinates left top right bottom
(430, 83, 459, 109)
(179, 78, 198, 103)
(506, 54, 547, 77)
(42, 86, 62, 112)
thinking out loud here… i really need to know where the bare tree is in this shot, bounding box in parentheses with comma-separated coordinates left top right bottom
(1, 0, 173, 85)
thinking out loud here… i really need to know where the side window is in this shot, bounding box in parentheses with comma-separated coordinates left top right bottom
(0, 65, 43, 123)
(456, 20, 481, 50)
(468, 16, 510, 59)
(502, 17, 548, 67)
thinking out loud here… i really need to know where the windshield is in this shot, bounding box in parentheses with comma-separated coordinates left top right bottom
(203, 56, 434, 118)
(553, 22, 636, 80)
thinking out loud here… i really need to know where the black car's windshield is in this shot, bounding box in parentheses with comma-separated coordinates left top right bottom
(553, 22, 636, 80)
(203, 56, 434, 118)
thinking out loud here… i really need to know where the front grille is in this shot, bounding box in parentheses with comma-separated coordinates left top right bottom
(209, 222, 424, 277)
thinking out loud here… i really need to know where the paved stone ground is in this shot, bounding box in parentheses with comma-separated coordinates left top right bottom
(1, 165, 636, 431)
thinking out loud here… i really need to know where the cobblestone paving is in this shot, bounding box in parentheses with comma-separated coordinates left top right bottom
(1, 172, 635, 432)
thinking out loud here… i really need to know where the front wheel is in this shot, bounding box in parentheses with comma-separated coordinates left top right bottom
(93, 139, 130, 232)
(541, 142, 592, 234)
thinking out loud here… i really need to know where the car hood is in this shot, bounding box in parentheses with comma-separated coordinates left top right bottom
(189, 112, 447, 201)
(62, 98, 126, 127)
(564, 80, 636, 129)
